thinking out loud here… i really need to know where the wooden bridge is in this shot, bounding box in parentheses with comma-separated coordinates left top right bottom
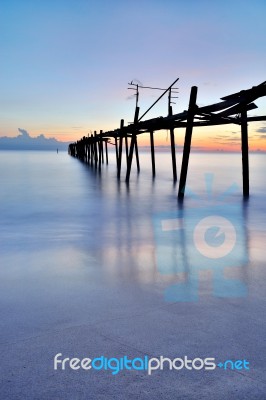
(68, 80, 266, 198)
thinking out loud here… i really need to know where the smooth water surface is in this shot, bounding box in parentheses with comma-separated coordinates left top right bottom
(0, 150, 265, 399)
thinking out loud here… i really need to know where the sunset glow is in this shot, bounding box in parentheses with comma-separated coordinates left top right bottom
(1, 0, 266, 151)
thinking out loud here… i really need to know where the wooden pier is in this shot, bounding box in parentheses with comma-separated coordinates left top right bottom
(68, 80, 266, 198)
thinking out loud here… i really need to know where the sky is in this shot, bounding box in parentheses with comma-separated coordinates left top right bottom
(1, 0, 266, 150)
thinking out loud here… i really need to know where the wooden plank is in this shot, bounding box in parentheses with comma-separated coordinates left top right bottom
(197, 99, 238, 114)
(221, 81, 266, 100)
(216, 102, 257, 117)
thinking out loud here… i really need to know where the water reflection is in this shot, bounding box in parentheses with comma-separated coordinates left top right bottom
(153, 190, 250, 301)
(78, 156, 252, 302)
(0, 151, 263, 303)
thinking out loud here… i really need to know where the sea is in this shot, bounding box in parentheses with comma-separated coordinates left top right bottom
(0, 149, 265, 399)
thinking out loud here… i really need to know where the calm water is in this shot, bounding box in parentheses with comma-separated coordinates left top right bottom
(0, 149, 265, 307)
(0, 150, 266, 398)
(0, 150, 265, 291)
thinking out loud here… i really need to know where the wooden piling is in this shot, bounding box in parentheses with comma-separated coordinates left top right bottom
(241, 108, 249, 197)
(88, 141, 90, 163)
(100, 130, 104, 164)
(125, 135, 136, 182)
(150, 131, 155, 177)
(115, 137, 119, 168)
(94, 131, 98, 167)
(90, 134, 94, 165)
(134, 107, 140, 173)
(105, 140, 108, 165)
(117, 119, 124, 179)
(169, 105, 177, 181)
(178, 86, 198, 199)
(98, 140, 102, 169)
(135, 136, 140, 173)
(125, 136, 129, 159)
(125, 106, 140, 181)
(170, 128, 177, 181)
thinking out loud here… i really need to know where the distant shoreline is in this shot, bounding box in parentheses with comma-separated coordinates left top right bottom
(0, 148, 265, 154)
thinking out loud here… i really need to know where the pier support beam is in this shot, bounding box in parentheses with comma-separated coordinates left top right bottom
(94, 131, 98, 167)
(170, 128, 177, 181)
(150, 131, 156, 177)
(126, 135, 136, 182)
(98, 141, 102, 170)
(135, 136, 140, 173)
(100, 130, 104, 164)
(125, 106, 140, 182)
(125, 136, 129, 160)
(241, 108, 249, 197)
(168, 106, 177, 181)
(178, 86, 198, 199)
(90, 134, 94, 165)
(105, 140, 108, 165)
(117, 119, 124, 179)
(115, 137, 119, 169)
(88, 142, 90, 163)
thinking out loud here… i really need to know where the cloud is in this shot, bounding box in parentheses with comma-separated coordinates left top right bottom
(210, 134, 241, 143)
(256, 126, 266, 133)
(255, 134, 266, 139)
(0, 129, 70, 150)
(18, 128, 30, 137)
(126, 95, 136, 101)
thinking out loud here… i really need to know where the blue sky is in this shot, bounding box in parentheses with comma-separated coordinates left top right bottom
(0, 0, 266, 147)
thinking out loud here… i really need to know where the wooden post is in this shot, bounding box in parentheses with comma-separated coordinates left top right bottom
(126, 135, 136, 182)
(98, 140, 102, 170)
(150, 131, 155, 177)
(90, 134, 94, 165)
(88, 141, 90, 163)
(94, 131, 98, 167)
(84, 144, 87, 163)
(117, 119, 124, 179)
(100, 130, 104, 164)
(241, 108, 249, 197)
(125, 135, 129, 159)
(135, 136, 140, 172)
(169, 105, 177, 181)
(115, 137, 119, 168)
(125, 106, 140, 181)
(134, 107, 140, 172)
(178, 86, 198, 199)
(170, 128, 177, 181)
(105, 140, 108, 165)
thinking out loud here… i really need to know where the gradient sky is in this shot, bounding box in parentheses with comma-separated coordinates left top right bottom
(1, 0, 266, 150)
